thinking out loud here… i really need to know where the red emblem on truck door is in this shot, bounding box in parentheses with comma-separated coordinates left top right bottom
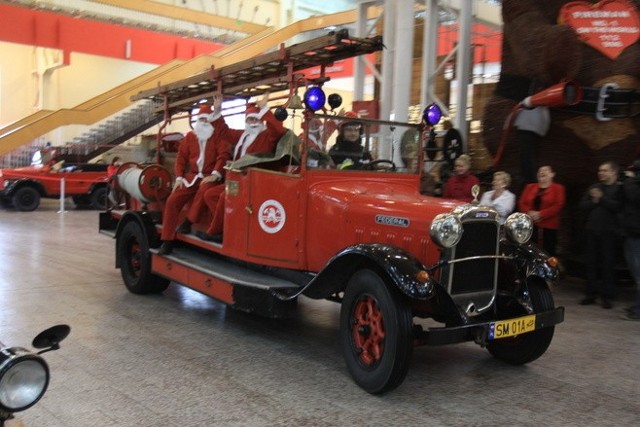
(258, 199, 286, 234)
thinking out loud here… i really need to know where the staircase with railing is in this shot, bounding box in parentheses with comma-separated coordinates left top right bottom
(54, 100, 161, 164)
(0, 100, 160, 168)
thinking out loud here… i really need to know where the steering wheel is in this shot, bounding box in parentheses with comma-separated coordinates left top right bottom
(362, 159, 397, 172)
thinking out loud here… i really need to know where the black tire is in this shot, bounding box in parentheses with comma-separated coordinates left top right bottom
(90, 186, 108, 210)
(340, 269, 413, 394)
(117, 221, 170, 294)
(487, 278, 555, 365)
(73, 195, 91, 209)
(12, 187, 40, 211)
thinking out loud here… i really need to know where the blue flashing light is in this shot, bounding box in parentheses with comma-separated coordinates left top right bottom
(304, 87, 326, 112)
(423, 103, 442, 126)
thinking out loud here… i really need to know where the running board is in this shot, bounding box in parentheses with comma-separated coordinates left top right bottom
(151, 246, 300, 318)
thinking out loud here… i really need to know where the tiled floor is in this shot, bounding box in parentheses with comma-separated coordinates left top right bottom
(1, 200, 639, 427)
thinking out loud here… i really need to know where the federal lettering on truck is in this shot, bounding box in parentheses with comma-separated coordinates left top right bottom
(375, 215, 410, 227)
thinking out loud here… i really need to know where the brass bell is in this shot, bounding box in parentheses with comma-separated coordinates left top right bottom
(288, 93, 304, 110)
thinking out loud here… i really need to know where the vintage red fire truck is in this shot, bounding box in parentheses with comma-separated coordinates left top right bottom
(99, 30, 564, 394)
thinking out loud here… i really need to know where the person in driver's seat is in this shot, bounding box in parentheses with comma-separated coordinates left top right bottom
(328, 111, 372, 169)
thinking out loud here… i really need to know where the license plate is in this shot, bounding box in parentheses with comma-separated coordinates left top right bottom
(488, 315, 536, 340)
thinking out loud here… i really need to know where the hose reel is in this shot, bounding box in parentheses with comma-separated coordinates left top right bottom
(115, 163, 172, 203)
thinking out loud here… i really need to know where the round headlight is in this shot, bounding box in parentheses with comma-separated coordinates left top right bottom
(0, 348, 49, 413)
(504, 212, 533, 244)
(430, 214, 463, 248)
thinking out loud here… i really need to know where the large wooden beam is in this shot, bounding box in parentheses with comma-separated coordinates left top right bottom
(91, 0, 269, 34)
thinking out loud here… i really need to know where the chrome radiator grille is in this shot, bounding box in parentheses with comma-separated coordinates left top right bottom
(443, 221, 499, 295)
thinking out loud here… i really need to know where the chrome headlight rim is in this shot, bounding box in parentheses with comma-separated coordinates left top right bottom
(504, 212, 534, 244)
(0, 348, 50, 413)
(430, 213, 463, 248)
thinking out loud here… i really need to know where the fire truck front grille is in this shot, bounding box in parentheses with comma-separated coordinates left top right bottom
(446, 221, 499, 295)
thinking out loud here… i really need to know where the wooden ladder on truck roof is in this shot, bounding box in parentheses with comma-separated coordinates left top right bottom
(130, 29, 384, 115)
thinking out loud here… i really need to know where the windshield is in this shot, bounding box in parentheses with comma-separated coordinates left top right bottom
(303, 115, 423, 174)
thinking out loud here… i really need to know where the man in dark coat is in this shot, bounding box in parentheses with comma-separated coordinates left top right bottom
(579, 161, 623, 308)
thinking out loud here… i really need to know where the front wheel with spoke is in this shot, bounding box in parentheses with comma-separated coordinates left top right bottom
(340, 269, 413, 394)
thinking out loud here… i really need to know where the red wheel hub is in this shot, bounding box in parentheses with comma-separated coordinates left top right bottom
(351, 295, 385, 365)
(130, 242, 141, 276)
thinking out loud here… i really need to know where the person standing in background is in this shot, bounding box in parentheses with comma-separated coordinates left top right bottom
(107, 156, 122, 178)
(579, 161, 623, 309)
(479, 171, 516, 224)
(621, 160, 640, 320)
(518, 165, 565, 256)
(443, 154, 479, 203)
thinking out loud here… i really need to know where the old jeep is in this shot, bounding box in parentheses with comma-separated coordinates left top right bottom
(1, 162, 109, 211)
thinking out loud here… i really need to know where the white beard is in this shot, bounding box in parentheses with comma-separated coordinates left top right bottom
(309, 124, 323, 138)
(245, 122, 265, 136)
(194, 121, 214, 141)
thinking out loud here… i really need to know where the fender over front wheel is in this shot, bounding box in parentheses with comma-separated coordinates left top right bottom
(117, 221, 170, 294)
(340, 269, 413, 394)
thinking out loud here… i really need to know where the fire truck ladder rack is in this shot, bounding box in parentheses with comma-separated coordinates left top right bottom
(131, 29, 383, 115)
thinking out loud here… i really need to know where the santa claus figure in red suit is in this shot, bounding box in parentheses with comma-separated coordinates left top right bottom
(196, 93, 287, 243)
(157, 102, 231, 255)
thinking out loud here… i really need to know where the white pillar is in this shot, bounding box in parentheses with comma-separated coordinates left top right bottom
(57, 177, 66, 214)
(378, 0, 396, 160)
(353, 1, 370, 101)
(420, 0, 439, 109)
(454, 0, 473, 151)
(390, 0, 415, 166)
(392, 0, 414, 124)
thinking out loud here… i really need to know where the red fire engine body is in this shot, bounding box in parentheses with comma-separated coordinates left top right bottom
(99, 30, 564, 394)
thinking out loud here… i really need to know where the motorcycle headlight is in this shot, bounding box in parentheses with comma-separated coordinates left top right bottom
(0, 348, 49, 413)
(504, 213, 533, 244)
(430, 214, 463, 248)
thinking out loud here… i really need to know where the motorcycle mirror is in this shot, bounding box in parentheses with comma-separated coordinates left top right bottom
(32, 324, 71, 353)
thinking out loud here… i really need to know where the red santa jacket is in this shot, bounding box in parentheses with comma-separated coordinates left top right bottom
(175, 117, 232, 184)
(215, 107, 286, 160)
(518, 181, 566, 229)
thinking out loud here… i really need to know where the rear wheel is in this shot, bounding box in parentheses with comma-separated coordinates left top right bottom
(90, 186, 108, 210)
(73, 195, 91, 209)
(487, 278, 555, 365)
(117, 221, 170, 294)
(340, 269, 413, 394)
(12, 187, 40, 211)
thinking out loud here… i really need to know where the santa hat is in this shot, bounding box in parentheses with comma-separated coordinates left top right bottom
(196, 104, 214, 121)
(245, 103, 263, 120)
